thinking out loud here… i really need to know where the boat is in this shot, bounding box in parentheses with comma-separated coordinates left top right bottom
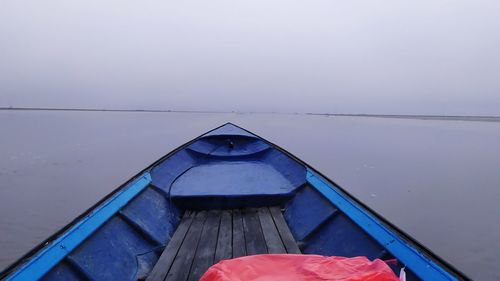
(0, 123, 469, 281)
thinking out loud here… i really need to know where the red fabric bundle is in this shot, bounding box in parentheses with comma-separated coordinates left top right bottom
(201, 254, 399, 281)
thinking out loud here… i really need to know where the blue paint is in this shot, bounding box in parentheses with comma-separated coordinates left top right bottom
(6, 173, 152, 281)
(284, 185, 338, 241)
(171, 162, 295, 196)
(187, 136, 270, 157)
(3, 123, 465, 281)
(306, 169, 458, 281)
(48, 217, 156, 281)
(120, 187, 180, 244)
(202, 123, 257, 138)
(150, 149, 197, 192)
(261, 149, 307, 188)
(154, 126, 306, 206)
(301, 212, 384, 260)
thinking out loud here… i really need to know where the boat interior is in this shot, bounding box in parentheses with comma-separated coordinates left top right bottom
(5, 124, 462, 281)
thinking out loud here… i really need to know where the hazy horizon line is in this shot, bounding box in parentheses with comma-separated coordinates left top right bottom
(2, 106, 500, 122)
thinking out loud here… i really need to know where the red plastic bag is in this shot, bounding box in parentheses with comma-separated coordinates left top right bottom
(201, 254, 399, 281)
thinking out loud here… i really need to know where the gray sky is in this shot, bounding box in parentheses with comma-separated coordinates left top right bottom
(1, 0, 499, 115)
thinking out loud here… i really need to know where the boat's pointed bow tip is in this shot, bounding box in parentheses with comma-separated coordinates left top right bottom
(221, 121, 239, 128)
(203, 123, 258, 138)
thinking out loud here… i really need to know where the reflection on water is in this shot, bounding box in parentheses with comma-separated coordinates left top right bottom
(1, 110, 499, 280)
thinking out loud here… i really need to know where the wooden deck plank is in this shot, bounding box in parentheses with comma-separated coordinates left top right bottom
(188, 211, 221, 281)
(269, 207, 301, 254)
(165, 211, 208, 281)
(146, 210, 194, 281)
(148, 207, 300, 280)
(258, 208, 286, 254)
(231, 209, 246, 258)
(214, 210, 232, 263)
(242, 208, 268, 255)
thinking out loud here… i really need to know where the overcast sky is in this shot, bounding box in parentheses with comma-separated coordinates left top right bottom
(1, 0, 499, 115)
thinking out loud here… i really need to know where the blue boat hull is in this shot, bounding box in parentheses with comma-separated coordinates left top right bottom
(1, 123, 468, 281)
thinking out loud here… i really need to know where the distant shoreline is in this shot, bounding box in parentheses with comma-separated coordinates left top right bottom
(304, 113, 500, 122)
(1, 107, 499, 122)
(0, 107, 223, 114)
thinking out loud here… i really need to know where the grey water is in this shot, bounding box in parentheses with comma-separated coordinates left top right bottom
(1, 110, 499, 280)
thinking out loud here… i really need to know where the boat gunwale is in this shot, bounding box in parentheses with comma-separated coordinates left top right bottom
(0, 122, 471, 281)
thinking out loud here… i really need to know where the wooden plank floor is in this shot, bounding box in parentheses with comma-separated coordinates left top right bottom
(146, 207, 300, 281)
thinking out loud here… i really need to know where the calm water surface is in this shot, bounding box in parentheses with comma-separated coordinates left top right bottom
(1, 111, 499, 280)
